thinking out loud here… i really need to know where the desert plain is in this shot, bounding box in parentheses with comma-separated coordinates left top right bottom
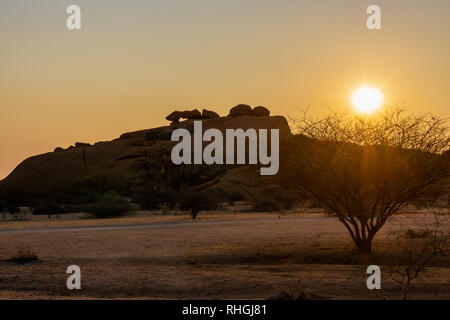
(0, 208, 448, 300)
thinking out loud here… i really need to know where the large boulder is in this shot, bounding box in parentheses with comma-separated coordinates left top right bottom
(181, 109, 202, 120)
(166, 109, 203, 121)
(166, 111, 183, 122)
(202, 109, 219, 119)
(229, 104, 252, 117)
(252, 106, 270, 117)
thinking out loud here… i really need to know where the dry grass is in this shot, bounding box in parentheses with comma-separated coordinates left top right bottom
(0, 212, 448, 300)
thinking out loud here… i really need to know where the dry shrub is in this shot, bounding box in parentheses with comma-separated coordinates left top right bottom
(8, 247, 39, 264)
(389, 214, 450, 299)
(405, 228, 432, 239)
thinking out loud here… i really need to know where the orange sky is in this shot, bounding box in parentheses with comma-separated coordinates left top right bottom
(1, 0, 449, 179)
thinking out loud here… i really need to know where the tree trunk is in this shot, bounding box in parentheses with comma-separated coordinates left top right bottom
(402, 280, 409, 300)
(191, 208, 199, 219)
(339, 217, 376, 254)
(356, 238, 373, 254)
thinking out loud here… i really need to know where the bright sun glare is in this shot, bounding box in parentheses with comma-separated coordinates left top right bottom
(351, 86, 383, 114)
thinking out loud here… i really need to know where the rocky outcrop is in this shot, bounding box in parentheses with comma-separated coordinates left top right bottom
(166, 109, 203, 122)
(75, 142, 91, 147)
(252, 106, 270, 117)
(229, 104, 253, 117)
(202, 109, 219, 119)
(167, 105, 271, 122)
(181, 109, 202, 120)
(0, 115, 292, 196)
(228, 104, 271, 117)
(166, 111, 183, 122)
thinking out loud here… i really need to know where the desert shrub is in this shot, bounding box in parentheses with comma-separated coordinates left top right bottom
(405, 228, 432, 239)
(389, 216, 450, 299)
(84, 190, 131, 218)
(178, 189, 219, 219)
(8, 247, 39, 264)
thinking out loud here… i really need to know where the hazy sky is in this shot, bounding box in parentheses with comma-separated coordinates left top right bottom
(1, 0, 449, 179)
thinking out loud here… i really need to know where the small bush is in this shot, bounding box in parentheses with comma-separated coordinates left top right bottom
(405, 228, 432, 239)
(8, 248, 39, 264)
(84, 190, 131, 218)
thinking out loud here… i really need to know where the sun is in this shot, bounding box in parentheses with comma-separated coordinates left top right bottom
(351, 86, 383, 114)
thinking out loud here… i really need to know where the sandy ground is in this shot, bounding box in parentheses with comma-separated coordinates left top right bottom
(0, 212, 449, 300)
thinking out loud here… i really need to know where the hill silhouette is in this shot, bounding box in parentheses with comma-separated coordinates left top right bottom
(0, 110, 292, 203)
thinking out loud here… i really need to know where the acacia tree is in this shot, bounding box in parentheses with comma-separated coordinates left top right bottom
(284, 108, 449, 253)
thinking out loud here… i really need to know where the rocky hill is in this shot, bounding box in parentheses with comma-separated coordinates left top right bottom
(0, 105, 292, 201)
